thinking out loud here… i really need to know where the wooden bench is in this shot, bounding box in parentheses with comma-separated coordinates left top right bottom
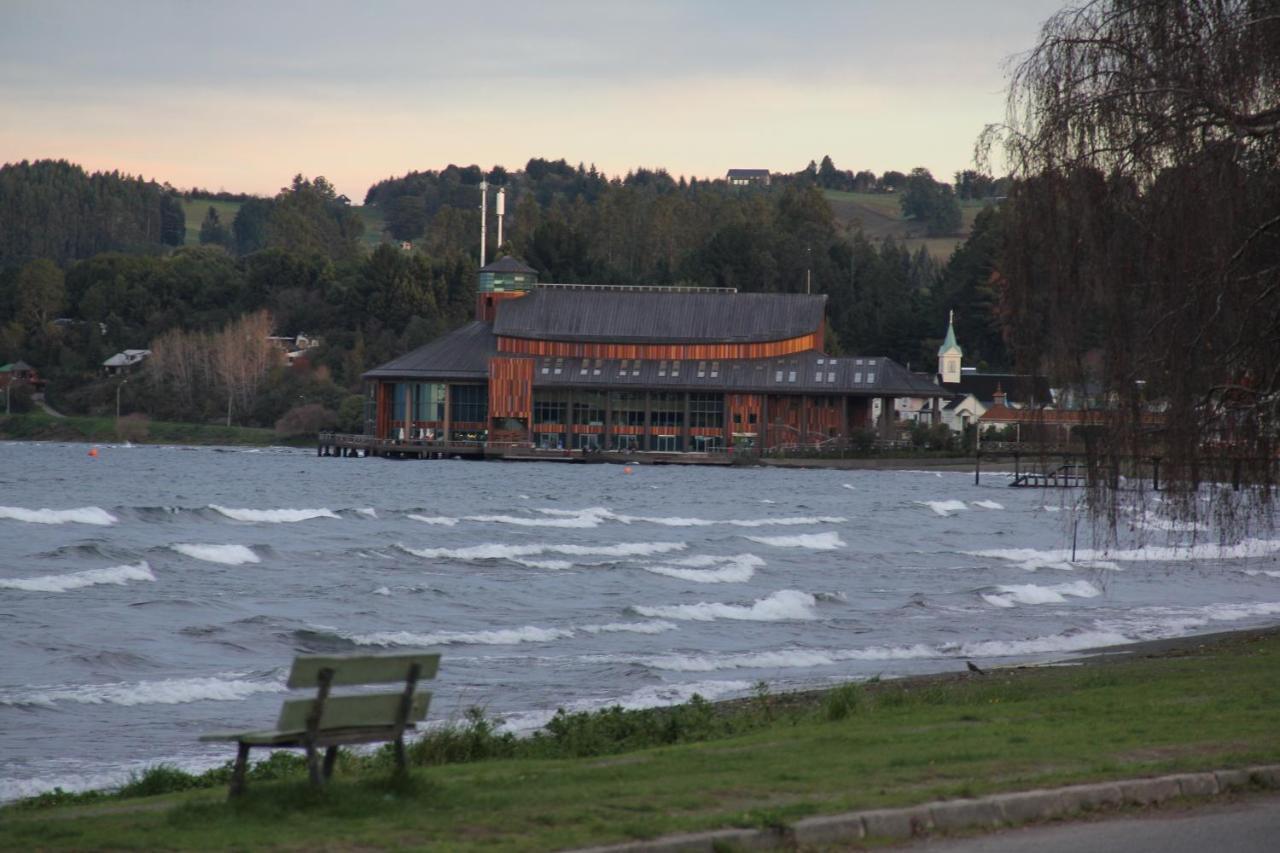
(200, 651, 439, 796)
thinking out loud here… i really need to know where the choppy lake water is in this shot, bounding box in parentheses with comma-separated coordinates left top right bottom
(2, 441, 1279, 801)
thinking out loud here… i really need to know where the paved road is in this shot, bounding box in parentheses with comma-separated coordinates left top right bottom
(900, 794, 1280, 853)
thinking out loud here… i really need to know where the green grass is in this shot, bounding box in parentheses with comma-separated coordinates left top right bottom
(4, 631, 1277, 850)
(0, 412, 308, 446)
(180, 198, 243, 246)
(354, 204, 387, 248)
(823, 190, 990, 261)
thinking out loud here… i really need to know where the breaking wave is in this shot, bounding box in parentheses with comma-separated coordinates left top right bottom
(744, 531, 845, 550)
(534, 507, 845, 528)
(208, 505, 339, 523)
(346, 625, 573, 647)
(633, 589, 819, 622)
(640, 553, 764, 583)
(970, 538, 1280, 570)
(398, 540, 687, 562)
(917, 500, 968, 517)
(0, 674, 284, 708)
(170, 544, 260, 565)
(580, 620, 677, 634)
(971, 500, 1004, 510)
(0, 562, 154, 592)
(0, 506, 117, 526)
(982, 580, 1102, 608)
(407, 514, 458, 526)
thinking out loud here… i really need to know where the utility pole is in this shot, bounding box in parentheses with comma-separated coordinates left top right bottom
(116, 378, 127, 425)
(479, 180, 489, 266)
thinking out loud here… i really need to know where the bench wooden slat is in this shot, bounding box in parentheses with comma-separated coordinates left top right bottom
(274, 690, 431, 732)
(286, 652, 440, 688)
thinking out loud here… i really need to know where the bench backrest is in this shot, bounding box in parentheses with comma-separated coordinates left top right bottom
(286, 652, 440, 688)
(276, 651, 440, 733)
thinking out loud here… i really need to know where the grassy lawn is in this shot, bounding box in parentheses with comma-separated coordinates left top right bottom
(823, 190, 991, 261)
(4, 631, 1277, 850)
(180, 198, 243, 246)
(0, 412, 308, 447)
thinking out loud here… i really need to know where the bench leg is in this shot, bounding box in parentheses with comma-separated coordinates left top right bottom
(229, 742, 251, 798)
(306, 744, 323, 787)
(323, 746, 338, 780)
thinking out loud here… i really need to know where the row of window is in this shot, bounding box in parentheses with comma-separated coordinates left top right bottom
(390, 383, 487, 423)
(535, 357, 876, 383)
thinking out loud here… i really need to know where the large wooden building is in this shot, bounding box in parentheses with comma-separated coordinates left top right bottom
(362, 258, 942, 454)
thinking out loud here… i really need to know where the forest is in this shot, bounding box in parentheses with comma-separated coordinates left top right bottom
(0, 156, 1007, 433)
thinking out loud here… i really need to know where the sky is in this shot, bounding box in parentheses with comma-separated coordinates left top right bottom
(1, 0, 1066, 201)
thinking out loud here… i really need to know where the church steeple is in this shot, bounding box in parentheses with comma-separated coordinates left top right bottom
(938, 310, 963, 384)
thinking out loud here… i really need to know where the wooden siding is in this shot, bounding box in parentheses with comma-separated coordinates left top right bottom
(726, 393, 763, 436)
(488, 357, 533, 419)
(496, 332, 820, 361)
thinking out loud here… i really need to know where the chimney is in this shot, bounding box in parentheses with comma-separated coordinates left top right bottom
(993, 383, 1007, 407)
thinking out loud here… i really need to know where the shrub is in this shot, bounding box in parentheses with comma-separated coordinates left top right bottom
(823, 683, 863, 721)
(274, 403, 338, 437)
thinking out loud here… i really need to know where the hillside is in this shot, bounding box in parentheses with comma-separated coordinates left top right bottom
(182, 197, 387, 248)
(823, 190, 990, 261)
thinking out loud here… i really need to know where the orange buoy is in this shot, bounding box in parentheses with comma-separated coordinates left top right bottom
(623, 466, 633, 474)
(88, 448, 99, 457)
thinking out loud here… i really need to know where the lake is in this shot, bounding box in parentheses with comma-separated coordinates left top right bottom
(2, 441, 1278, 801)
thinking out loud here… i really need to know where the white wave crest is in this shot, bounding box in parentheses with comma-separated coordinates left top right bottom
(0, 505, 117, 526)
(357, 508, 378, 518)
(633, 589, 818, 622)
(407, 514, 458, 526)
(466, 512, 606, 528)
(0, 674, 284, 708)
(209, 505, 339, 523)
(580, 620, 677, 635)
(971, 500, 1004, 510)
(744, 531, 845, 550)
(373, 586, 392, 596)
(348, 625, 573, 646)
(0, 561, 154, 592)
(641, 553, 763, 583)
(399, 540, 686, 562)
(171, 544, 260, 565)
(499, 679, 752, 733)
(917, 500, 968, 517)
(970, 538, 1280, 570)
(1243, 569, 1280, 578)
(982, 580, 1102, 608)
(535, 507, 844, 528)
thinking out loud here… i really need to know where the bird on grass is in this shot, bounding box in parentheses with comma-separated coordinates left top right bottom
(966, 661, 986, 675)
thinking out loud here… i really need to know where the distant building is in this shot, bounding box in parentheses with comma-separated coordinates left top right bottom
(726, 168, 771, 187)
(102, 349, 151, 375)
(0, 360, 45, 391)
(930, 313, 1052, 432)
(267, 333, 321, 366)
(361, 256, 942, 451)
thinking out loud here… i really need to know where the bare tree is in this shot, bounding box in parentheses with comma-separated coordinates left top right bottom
(211, 310, 279, 425)
(982, 0, 1280, 534)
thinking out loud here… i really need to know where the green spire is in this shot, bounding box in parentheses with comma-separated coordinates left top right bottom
(937, 310, 963, 357)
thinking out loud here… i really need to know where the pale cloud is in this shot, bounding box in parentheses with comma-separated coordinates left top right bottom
(1, 0, 1063, 196)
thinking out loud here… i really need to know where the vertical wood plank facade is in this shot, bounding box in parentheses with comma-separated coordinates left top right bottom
(496, 333, 820, 361)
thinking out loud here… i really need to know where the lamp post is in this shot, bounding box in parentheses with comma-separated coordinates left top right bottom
(116, 378, 127, 425)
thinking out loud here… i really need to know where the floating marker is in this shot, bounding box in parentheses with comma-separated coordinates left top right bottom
(623, 466, 634, 475)
(88, 448, 99, 458)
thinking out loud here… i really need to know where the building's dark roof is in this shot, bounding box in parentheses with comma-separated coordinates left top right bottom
(362, 322, 495, 380)
(479, 256, 537, 275)
(726, 169, 770, 178)
(944, 372, 1052, 406)
(494, 289, 826, 344)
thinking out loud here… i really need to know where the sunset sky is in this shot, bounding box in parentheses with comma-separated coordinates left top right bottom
(2, 0, 1065, 201)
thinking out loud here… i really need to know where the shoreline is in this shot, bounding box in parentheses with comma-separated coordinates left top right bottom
(8, 623, 1276, 806)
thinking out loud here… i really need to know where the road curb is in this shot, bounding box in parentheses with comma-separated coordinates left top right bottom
(571, 764, 1280, 852)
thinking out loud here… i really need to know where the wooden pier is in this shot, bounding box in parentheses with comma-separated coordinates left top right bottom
(316, 433, 735, 465)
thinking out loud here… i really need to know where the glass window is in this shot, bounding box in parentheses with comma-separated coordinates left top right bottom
(671, 360, 681, 377)
(612, 391, 646, 426)
(867, 372, 876, 384)
(788, 371, 797, 382)
(573, 391, 606, 426)
(414, 383, 446, 421)
(827, 372, 835, 383)
(775, 370, 783, 382)
(449, 385, 488, 423)
(658, 360, 667, 377)
(393, 383, 407, 421)
(650, 392, 684, 428)
(689, 393, 723, 429)
(855, 372, 863, 383)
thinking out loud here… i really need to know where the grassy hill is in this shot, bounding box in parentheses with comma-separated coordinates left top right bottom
(180, 198, 243, 246)
(823, 190, 991, 262)
(180, 198, 387, 249)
